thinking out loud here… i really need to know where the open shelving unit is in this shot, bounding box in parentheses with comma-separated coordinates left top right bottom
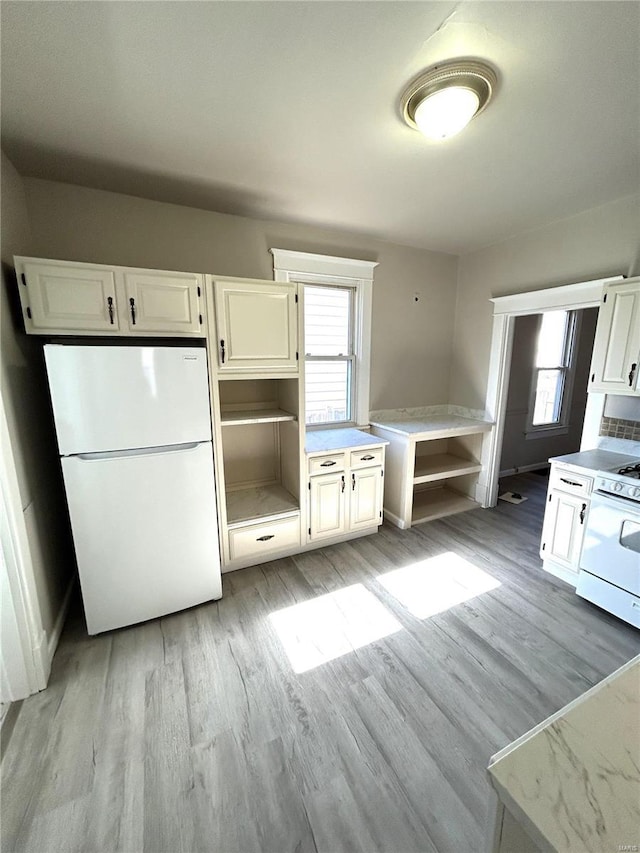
(370, 414, 492, 529)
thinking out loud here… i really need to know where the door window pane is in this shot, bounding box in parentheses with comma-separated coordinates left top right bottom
(305, 361, 350, 424)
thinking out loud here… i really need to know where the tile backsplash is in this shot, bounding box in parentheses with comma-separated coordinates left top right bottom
(599, 416, 640, 442)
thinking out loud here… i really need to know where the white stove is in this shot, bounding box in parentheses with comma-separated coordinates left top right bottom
(578, 459, 640, 629)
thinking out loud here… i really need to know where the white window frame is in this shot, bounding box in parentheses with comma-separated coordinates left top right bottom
(525, 310, 581, 439)
(271, 249, 377, 428)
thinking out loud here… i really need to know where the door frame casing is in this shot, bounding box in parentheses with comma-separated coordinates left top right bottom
(479, 276, 622, 508)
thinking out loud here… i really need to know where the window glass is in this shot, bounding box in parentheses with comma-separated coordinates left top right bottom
(532, 369, 564, 425)
(305, 361, 351, 424)
(304, 286, 351, 356)
(535, 311, 568, 367)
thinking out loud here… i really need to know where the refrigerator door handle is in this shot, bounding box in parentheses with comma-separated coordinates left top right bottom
(72, 442, 204, 461)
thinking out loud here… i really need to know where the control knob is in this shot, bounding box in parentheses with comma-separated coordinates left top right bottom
(630, 486, 640, 499)
(613, 482, 623, 492)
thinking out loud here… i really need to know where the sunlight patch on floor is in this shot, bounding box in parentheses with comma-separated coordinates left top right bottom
(377, 552, 500, 619)
(269, 583, 402, 673)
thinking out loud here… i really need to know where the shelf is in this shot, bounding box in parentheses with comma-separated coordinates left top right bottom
(226, 483, 299, 527)
(220, 408, 297, 426)
(413, 453, 482, 485)
(411, 486, 480, 525)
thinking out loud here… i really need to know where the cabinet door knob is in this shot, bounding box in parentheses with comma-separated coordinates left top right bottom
(341, 475, 345, 492)
(129, 297, 136, 325)
(107, 296, 114, 324)
(629, 362, 637, 387)
(352, 473, 356, 490)
(579, 503, 586, 524)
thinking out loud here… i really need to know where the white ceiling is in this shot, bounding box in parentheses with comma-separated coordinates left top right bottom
(1, 1, 639, 255)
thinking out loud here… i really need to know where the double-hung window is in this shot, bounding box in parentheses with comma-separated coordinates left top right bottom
(527, 309, 578, 436)
(304, 284, 355, 425)
(271, 249, 376, 428)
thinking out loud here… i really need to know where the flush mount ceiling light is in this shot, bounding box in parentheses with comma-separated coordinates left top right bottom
(401, 60, 497, 141)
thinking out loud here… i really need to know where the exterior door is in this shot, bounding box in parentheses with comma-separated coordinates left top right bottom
(213, 279, 298, 372)
(309, 472, 346, 540)
(350, 467, 383, 530)
(20, 261, 118, 332)
(122, 270, 204, 335)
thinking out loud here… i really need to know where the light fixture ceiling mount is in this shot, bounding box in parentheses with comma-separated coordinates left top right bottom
(401, 59, 497, 141)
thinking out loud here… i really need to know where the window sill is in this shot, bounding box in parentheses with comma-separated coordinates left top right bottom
(525, 425, 569, 440)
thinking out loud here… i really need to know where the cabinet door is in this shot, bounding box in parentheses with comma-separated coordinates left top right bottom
(19, 261, 118, 333)
(214, 279, 298, 372)
(540, 490, 588, 572)
(309, 472, 346, 540)
(122, 270, 204, 335)
(590, 280, 640, 395)
(350, 467, 384, 531)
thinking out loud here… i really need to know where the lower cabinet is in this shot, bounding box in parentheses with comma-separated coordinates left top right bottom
(308, 448, 385, 542)
(540, 464, 592, 585)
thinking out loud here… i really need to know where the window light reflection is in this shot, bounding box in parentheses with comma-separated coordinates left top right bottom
(269, 583, 402, 673)
(377, 552, 500, 619)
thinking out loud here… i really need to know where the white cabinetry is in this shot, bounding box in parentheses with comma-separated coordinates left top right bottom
(15, 257, 206, 337)
(307, 441, 385, 543)
(17, 260, 119, 332)
(540, 463, 592, 586)
(589, 277, 640, 395)
(210, 277, 298, 373)
(122, 269, 203, 335)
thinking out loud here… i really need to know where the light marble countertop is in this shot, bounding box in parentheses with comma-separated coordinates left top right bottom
(550, 448, 640, 473)
(305, 428, 388, 455)
(488, 655, 640, 853)
(369, 413, 493, 439)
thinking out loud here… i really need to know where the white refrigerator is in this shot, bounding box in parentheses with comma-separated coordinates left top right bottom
(44, 344, 222, 635)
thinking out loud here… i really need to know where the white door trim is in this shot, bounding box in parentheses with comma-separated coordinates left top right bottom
(0, 395, 48, 701)
(481, 275, 623, 507)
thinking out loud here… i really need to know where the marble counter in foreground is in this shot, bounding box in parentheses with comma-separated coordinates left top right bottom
(487, 655, 640, 853)
(549, 448, 640, 474)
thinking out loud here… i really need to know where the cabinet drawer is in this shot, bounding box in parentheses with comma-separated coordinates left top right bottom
(308, 453, 345, 475)
(228, 516, 300, 561)
(549, 466, 593, 497)
(349, 447, 384, 469)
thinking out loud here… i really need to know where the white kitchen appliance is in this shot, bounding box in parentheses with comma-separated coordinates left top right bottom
(578, 462, 640, 629)
(44, 344, 222, 634)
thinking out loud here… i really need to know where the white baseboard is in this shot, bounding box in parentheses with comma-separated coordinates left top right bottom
(47, 578, 75, 663)
(499, 462, 550, 477)
(383, 509, 406, 529)
(542, 560, 578, 588)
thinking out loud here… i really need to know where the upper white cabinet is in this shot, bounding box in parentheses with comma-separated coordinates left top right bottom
(590, 278, 640, 395)
(14, 257, 206, 337)
(122, 270, 203, 335)
(211, 278, 298, 373)
(17, 260, 119, 333)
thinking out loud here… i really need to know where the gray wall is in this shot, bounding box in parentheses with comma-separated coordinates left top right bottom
(22, 178, 459, 412)
(500, 308, 598, 473)
(1, 151, 74, 638)
(451, 193, 640, 410)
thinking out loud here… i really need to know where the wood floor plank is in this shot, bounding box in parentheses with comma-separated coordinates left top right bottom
(2, 471, 638, 853)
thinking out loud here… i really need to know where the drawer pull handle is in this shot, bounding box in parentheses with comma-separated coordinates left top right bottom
(320, 460, 337, 467)
(361, 454, 375, 461)
(579, 503, 586, 524)
(560, 477, 581, 487)
(129, 297, 136, 325)
(256, 534, 275, 542)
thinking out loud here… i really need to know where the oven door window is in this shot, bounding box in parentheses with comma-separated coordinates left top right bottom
(620, 520, 640, 554)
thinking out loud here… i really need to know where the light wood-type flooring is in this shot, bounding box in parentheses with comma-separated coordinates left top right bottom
(2, 473, 639, 853)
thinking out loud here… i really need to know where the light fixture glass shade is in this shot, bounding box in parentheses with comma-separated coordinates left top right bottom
(413, 86, 480, 140)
